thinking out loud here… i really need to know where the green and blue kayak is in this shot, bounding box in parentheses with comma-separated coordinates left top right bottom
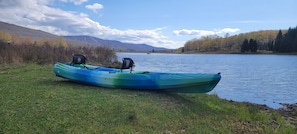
(53, 62, 221, 93)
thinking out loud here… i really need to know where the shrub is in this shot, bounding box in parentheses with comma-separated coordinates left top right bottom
(0, 40, 119, 66)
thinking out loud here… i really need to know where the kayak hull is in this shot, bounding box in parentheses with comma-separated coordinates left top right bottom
(53, 62, 221, 93)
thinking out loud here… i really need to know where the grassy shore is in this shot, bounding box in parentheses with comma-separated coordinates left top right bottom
(0, 64, 296, 133)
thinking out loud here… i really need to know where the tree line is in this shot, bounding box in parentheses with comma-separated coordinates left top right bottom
(181, 26, 297, 53)
(0, 31, 120, 66)
(241, 26, 297, 53)
(273, 27, 297, 52)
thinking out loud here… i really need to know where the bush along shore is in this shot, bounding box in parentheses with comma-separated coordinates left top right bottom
(0, 35, 121, 67)
(0, 64, 296, 133)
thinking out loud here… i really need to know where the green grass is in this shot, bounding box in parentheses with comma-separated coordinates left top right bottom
(0, 64, 295, 133)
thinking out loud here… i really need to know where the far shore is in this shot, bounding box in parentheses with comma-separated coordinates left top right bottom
(116, 50, 297, 55)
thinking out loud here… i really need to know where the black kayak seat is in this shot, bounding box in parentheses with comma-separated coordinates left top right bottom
(121, 58, 134, 73)
(72, 54, 87, 65)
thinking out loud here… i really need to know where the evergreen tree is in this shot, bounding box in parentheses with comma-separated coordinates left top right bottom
(293, 27, 297, 52)
(274, 30, 282, 52)
(241, 39, 249, 52)
(275, 26, 297, 52)
(249, 39, 258, 52)
(283, 26, 297, 52)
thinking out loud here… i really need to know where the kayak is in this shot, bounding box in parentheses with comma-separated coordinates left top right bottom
(53, 63, 221, 93)
(53, 56, 221, 93)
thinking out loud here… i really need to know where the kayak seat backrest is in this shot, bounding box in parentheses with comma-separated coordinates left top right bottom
(121, 58, 134, 73)
(72, 54, 87, 65)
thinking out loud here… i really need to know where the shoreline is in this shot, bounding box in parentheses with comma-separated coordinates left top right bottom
(229, 100, 297, 126)
(274, 103, 297, 126)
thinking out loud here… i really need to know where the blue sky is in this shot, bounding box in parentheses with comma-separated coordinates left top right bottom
(0, 0, 296, 48)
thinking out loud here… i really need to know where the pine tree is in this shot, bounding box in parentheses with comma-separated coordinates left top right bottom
(249, 39, 258, 52)
(241, 39, 249, 52)
(283, 26, 297, 52)
(293, 26, 297, 52)
(274, 30, 282, 52)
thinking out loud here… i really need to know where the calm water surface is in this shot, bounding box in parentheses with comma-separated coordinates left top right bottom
(117, 52, 297, 108)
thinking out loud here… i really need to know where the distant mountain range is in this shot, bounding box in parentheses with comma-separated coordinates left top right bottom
(63, 35, 168, 52)
(0, 21, 168, 52)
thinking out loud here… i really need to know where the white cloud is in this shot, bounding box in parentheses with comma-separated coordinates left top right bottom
(111, 28, 176, 48)
(173, 28, 240, 36)
(0, 0, 177, 48)
(173, 29, 215, 36)
(60, 0, 87, 5)
(85, 3, 103, 12)
(215, 28, 240, 34)
(1, 0, 241, 49)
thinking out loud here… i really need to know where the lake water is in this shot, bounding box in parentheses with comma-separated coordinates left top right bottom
(117, 52, 297, 109)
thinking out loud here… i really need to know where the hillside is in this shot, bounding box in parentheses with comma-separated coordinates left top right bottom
(0, 21, 57, 40)
(63, 35, 167, 52)
(0, 21, 167, 52)
(181, 30, 281, 53)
